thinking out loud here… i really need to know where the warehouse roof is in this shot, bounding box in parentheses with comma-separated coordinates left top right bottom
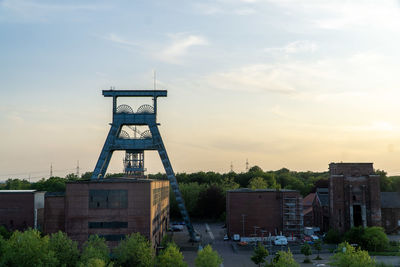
(381, 192, 400, 208)
(227, 188, 298, 193)
(67, 177, 164, 184)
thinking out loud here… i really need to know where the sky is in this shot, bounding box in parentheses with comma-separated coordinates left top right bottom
(1, 0, 400, 180)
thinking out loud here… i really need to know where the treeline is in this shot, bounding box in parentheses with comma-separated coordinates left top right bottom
(3, 167, 398, 220)
(0, 228, 222, 267)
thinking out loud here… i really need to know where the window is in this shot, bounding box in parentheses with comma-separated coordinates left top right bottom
(88, 221, 128, 229)
(89, 190, 128, 209)
(98, 234, 125, 241)
(153, 186, 169, 206)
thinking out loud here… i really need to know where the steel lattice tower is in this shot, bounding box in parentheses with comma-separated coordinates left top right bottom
(91, 89, 199, 241)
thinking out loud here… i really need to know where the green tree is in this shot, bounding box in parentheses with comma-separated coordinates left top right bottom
(313, 239, 322, 260)
(156, 243, 187, 267)
(113, 233, 154, 267)
(251, 243, 268, 267)
(301, 243, 312, 263)
(4, 179, 31, 190)
(325, 229, 342, 244)
(195, 245, 222, 267)
(362, 226, 389, 252)
(0, 229, 58, 267)
(84, 258, 107, 267)
(273, 249, 299, 267)
(344, 226, 365, 247)
(49, 231, 80, 267)
(0, 225, 11, 239)
(248, 177, 267, 189)
(330, 242, 375, 267)
(80, 235, 109, 265)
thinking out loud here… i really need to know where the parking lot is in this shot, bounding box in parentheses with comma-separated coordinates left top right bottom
(171, 222, 400, 267)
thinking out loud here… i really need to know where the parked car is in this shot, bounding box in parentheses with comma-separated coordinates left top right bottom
(274, 236, 288, 246)
(170, 224, 184, 231)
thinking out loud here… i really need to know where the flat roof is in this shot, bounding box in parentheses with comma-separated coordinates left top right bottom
(0, 190, 36, 193)
(68, 177, 168, 184)
(102, 90, 167, 97)
(227, 188, 298, 193)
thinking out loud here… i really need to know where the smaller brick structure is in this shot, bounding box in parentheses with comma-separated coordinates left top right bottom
(43, 192, 65, 234)
(64, 178, 169, 248)
(329, 163, 381, 233)
(0, 190, 44, 231)
(226, 189, 303, 238)
(303, 193, 315, 227)
(313, 188, 329, 232)
(381, 192, 400, 233)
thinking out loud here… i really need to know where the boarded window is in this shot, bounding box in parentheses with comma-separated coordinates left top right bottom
(88, 221, 128, 229)
(89, 190, 128, 209)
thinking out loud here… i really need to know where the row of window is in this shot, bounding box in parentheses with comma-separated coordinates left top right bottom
(89, 190, 128, 209)
(153, 186, 169, 206)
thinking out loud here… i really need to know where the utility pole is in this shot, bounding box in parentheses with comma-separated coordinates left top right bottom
(230, 162, 234, 172)
(50, 163, 53, 178)
(241, 214, 246, 237)
(76, 160, 80, 177)
(246, 159, 249, 172)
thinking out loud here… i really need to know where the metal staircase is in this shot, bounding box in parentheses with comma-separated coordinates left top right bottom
(91, 89, 200, 242)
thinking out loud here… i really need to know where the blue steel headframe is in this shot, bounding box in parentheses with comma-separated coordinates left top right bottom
(91, 89, 200, 242)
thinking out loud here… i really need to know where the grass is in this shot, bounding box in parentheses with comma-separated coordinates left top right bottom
(368, 251, 400, 256)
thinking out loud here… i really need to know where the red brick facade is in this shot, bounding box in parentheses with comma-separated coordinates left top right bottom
(227, 189, 303, 237)
(64, 178, 169, 248)
(329, 163, 381, 233)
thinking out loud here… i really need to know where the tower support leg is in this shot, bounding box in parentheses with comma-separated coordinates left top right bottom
(149, 124, 199, 241)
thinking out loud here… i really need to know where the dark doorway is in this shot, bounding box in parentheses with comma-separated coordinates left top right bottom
(353, 205, 362, 227)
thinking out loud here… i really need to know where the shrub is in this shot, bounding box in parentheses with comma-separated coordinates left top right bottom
(113, 233, 154, 267)
(273, 249, 299, 267)
(330, 242, 375, 267)
(251, 243, 268, 267)
(325, 229, 342, 244)
(362, 227, 389, 252)
(0, 229, 58, 267)
(195, 245, 222, 267)
(80, 235, 109, 265)
(49, 231, 80, 267)
(156, 243, 187, 267)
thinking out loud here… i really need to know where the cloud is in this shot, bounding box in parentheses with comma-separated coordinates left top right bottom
(103, 33, 139, 47)
(264, 40, 317, 54)
(157, 34, 208, 64)
(204, 64, 296, 93)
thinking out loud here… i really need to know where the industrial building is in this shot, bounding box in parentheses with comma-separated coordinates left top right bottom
(0, 190, 45, 231)
(329, 163, 381, 232)
(226, 188, 303, 238)
(42, 178, 169, 248)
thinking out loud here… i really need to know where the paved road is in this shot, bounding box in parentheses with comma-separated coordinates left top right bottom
(173, 222, 400, 267)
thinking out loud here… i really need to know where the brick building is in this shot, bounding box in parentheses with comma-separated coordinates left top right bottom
(0, 190, 45, 231)
(226, 189, 303, 238)
(302, 193, 315, 227)
(313, 188, 329, 232)
(43, 177, 169, 248)
(43, 192, 65, 234)
(380, 192, 400, 233)
(329, 163, 381, 233)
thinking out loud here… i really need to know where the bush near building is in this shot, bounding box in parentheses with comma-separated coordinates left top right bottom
(330, 242, 375, 267)
(344, 226, 389, 252)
